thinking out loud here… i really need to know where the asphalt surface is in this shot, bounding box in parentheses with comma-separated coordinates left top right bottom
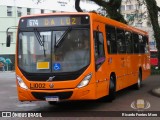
(0, 71, 160, 120)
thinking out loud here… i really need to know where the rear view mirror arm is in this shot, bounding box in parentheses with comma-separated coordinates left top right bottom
(6, 26, 18, 47)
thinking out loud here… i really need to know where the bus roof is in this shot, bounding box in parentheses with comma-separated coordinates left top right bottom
(20, 12, 148, 36)
(90, 12, 148, 36)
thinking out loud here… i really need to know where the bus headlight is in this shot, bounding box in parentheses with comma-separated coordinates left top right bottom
(16, 75, 28, 90)
(77, 73, 92, 88)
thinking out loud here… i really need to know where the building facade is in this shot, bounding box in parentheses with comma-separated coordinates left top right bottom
(0, 0, 99, 70)
(1, 0, 159, 70)
(121, 0, 160, 51)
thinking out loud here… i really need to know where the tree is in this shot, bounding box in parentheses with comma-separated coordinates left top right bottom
(75, 0, 83, 12)
(75, 0, 160, 69)
(144, 0, 160, 69)
(124, 0, 160, 69)
(75, 0, 127, 24)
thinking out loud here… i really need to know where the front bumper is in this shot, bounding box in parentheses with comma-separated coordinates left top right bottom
(17, 83, 96, 101)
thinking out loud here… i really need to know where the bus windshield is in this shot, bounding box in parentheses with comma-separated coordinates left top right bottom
(18, 28, 90, 73)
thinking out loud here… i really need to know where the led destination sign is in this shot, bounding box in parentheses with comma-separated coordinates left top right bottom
(21, 15, 89, 28)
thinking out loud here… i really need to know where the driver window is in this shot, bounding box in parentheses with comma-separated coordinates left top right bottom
(94, 31, 105, 67)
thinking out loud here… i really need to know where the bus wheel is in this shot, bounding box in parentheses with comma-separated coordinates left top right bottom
(134, 72, 142, 90)
(108, 75, 116, 102)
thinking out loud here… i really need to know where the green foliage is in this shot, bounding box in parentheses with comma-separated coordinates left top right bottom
(90, 0, 127, 24)
(151, 66, 160, 75)
(145, 0, 160, 69)
(75, 0, 127, 24)
(75, 0, 160, 68)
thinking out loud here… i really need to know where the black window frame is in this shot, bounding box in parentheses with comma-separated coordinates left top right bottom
(116, 28, 126, 54)
(125, 31, 134, 54)
(94, 31, 105, 70)
(132, 33, 139, 53)
(106, 25, 117, 54)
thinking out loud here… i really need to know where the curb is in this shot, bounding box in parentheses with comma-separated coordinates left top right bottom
(151, 88, 160, 97)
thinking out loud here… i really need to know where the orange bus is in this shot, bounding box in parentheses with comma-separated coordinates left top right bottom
(7, 12, 150, 103)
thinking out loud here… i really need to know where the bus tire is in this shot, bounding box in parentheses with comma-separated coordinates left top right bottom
(134, 71, 142, 90)
(108, 75, 116, 102)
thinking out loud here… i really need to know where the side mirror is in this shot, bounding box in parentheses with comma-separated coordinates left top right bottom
(6, 26, 18, 47)
(6, 35, 11, 47)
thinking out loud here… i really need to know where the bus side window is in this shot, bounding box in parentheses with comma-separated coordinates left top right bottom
(125, 31, 133, 53)
(116, 29, 126, 54)
(94, 31, 105, 69)
(106, 25, 117, 54)
(133, 33, 139, 53)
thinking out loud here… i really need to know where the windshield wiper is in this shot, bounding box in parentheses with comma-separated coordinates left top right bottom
(34, 28, 46, 57)
(54, 34, 57, 54)
(55, 27, 72, 47)
(34, 28, 44, 46)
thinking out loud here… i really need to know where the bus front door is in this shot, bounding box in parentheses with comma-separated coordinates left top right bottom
(93, 22, 108, 99)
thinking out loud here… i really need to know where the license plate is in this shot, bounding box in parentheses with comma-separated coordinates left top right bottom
(45, 96, 59, 101)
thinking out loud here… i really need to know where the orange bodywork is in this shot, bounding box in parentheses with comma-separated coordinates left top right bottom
(15, 12, 150, 102)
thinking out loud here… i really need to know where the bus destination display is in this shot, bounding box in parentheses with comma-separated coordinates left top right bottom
(22, 16, 89, 27)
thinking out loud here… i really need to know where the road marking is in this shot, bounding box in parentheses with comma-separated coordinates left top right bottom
(17, 103, 37, 107)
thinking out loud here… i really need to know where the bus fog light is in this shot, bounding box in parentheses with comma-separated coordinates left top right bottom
(77, 73, 92, 88)
(16, 75, 28, 89)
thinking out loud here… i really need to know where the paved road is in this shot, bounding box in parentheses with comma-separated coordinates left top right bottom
(0, 72, 160, 119)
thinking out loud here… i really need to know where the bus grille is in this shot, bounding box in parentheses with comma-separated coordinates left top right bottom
(31, 91, 73, 100)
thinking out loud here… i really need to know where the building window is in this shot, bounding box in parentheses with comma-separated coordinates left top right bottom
(121, 5, 125, 11)
(41, 9, 44, 14)
(135, 4, 142, 10)
(17, 7, 22, 17)
(27, 8, 31, 15)
(126, 5, 134, 10)
(8, 32, 13, 42)
(52, 10, 56, 13)
(7, 6, 12, 16)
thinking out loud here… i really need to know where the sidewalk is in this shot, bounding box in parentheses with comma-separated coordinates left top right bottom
(152, 87, 160, 97)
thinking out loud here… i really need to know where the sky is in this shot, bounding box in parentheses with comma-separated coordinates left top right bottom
(0, 0, 100, 11)
(157, 0, 160, 6)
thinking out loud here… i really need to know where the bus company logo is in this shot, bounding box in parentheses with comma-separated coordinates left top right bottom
(131, 99, 151, 111)
(49, 83, 54, 89)
(46, 76, 55, 82)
